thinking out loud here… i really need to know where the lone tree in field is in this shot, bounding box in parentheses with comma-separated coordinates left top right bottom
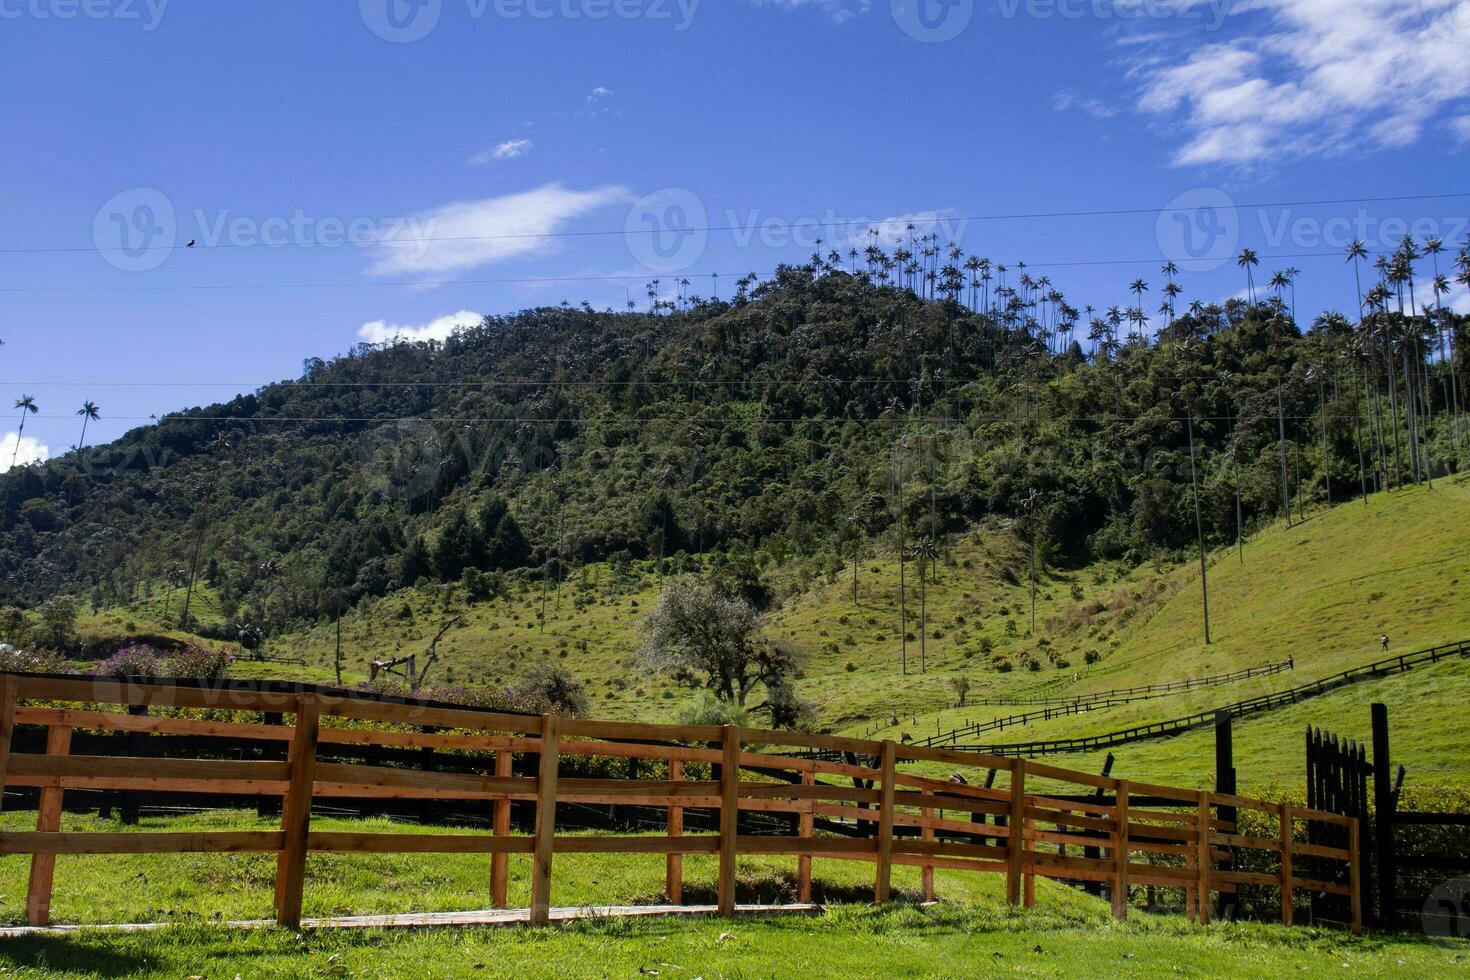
(638, 575, 799, 711)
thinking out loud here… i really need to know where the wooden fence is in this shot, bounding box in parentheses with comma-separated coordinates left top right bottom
(0, 672, 1360, 932)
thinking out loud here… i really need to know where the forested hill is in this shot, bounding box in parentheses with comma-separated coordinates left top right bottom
(2, 265, 1459, 638)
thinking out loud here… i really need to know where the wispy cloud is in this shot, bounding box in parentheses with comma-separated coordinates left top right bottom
(1133, 0, 1470, 167)
(470, 138, 534, 164)
(358, 310, 485, 345)
(0, 434, 48, 473)
(1053, 89, 1120, 119)
(368, 183, 632, 280)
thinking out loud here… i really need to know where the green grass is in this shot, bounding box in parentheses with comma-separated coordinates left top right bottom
(0, 812, 1462, 978)
(81, 477, 1470, 794)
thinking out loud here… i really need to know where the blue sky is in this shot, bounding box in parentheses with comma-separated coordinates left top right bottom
(2, 0, 1469, 466)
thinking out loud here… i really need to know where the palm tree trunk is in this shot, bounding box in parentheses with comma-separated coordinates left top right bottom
(1277, 386, 1292, 525)
(1385, 342, 1403, 488)
(1352, 366, 1368, 505)
(1318, 379, 1332, 505)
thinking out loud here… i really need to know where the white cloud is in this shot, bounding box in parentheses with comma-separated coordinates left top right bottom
(1134, 0, 1470, 166)
(852, 210, 961, 248)
(744, 0, 871, 22)
(368, 183, 631, 280)
(358, 310, 485, 345)
(588, 86, 614, 101)
(1453, 115, 1470, 145)
(0, 434, 48, 473)
(470, 139, 534, 164)
(1053, 89, 1120, 119)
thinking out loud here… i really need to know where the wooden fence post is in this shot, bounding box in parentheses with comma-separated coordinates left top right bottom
(1371, 702, 1394, 925)
(530, 714, 561, 925)
(490, 748, 512, 908)
(1348, 817, 1363, 934)
(718, 725, 741, 917)
(797, 770, 814, 904)
(1279, 805, 1294, 926)
(875, 740, 897, 902)
(920, 788, 935, 904)
(666, 758, 684, 904)
(0, 674, 16, 805)
(1214, 711, 1238, 920)
(25, 724, 72, 925)
(1112, 779, 1130, 920)
(1006, 759, 1026, 906)
(274, 697, 320, 929)
(1195, 792, 1212, 925)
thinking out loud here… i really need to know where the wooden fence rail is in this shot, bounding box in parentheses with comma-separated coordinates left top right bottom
(0, 673, 1360, 932)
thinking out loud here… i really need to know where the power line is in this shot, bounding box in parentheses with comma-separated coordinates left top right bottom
(4, 191, 1464, 255)
(0, 246, 1418, 294)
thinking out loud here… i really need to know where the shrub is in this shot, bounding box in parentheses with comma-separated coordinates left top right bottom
(1084, 648, 1102, 665)
(0, 647, 68, 674)
(91, 642, 231, 681)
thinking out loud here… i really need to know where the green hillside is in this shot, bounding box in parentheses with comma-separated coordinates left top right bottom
(135, 475, 1464, 797)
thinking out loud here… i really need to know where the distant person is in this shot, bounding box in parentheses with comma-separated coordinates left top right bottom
(1381, 634, 1390, 652)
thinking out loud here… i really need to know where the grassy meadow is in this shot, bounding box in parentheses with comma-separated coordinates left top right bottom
(0, 812, 1463, 978)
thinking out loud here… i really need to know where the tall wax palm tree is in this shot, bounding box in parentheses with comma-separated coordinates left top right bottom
(76, 401, 100, 450)
(1020, 489, 1041, 637)
(10, 395, 38, 470)
(1237, 249, 1259, 305)
(1186, 415, 1211, 644)
(1346, 240, 1368, 317)
(1128, 279, 1149, 342)
(914, 536, 935, 675)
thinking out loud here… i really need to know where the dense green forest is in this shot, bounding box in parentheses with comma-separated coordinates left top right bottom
(2, 243, 1466, 647)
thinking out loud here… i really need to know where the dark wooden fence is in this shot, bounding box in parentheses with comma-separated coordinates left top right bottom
(963, 658, 1295, 710)
(941, 639, 1469, 757)
(1369, 703, 1470, 929)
